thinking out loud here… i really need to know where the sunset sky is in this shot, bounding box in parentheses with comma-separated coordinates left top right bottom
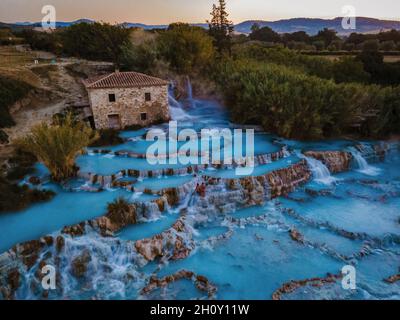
(1, 0, 399, 24)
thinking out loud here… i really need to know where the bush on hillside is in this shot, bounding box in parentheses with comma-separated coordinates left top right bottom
(0, 75, 32, 128)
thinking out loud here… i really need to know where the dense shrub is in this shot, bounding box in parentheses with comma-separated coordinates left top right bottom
(212, 58, 400, 139)
(0, 176, 55, 213)
(6, 149, 37, 181)
(119, 41, 158, 73)
(16, 29, 62, 53)
(106, 197, 136, 225)
(356, 50, 400, 86)
(0, 75, 32, 128)
(17, 113, 98, 181)
(0, 130, 9, 144)
(60, 22, 132, 66)
(249, 26, 280, 43)
(157, 23, 215, 74)
(332, 57, 370, 84)
(235, 45, 398, 86)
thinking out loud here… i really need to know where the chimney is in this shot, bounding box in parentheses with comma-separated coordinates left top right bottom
(115, 68, 120, 73)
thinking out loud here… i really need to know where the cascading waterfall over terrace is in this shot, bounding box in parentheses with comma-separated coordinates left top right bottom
(348, 146, 381, 176)
(296, 151, 337, 185)
(17, 231, 146, 300)
(168, 82, 193, 122)
(0, 80, 400, 300)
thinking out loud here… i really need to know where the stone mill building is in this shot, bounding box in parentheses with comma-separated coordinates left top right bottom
(83, 71, 170, 130)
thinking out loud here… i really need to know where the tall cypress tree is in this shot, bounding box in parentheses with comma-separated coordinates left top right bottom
(207, 0, 234, 55)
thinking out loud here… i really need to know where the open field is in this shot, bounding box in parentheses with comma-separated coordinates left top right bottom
(0, 46, 34, 66)
(0, 46, 45, 86)
(320, 54, 400, 63)
(301, 52, 400, 63)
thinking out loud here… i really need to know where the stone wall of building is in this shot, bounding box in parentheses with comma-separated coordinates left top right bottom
(87, 85, 170, 129)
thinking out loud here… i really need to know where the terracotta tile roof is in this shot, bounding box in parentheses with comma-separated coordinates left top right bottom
(84, 71, 169, 89)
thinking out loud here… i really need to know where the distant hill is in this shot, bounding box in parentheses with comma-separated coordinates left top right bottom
(11, 19, 95, 29)
(235, 17, 400, 35)
(2, 17, 400, 35)
(121, 22, 168, 30)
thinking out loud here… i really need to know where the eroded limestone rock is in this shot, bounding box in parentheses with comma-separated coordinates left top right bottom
(384, 273, 400, 284)
(289, 229, 305, 244)
(134, 216, 195, 262)
(141, 269, 217, 298)
(272, 273, 342, 300)
(304, 151, 352, 173)
(71, 249, 92, 278)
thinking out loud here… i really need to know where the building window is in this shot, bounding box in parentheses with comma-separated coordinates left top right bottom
(140, 113, 147, 121)
(145, 92, 151, 102)
(108, 93, 116, 102)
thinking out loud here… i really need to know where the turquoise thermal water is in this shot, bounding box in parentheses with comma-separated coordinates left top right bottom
(1, 84, 399, 300)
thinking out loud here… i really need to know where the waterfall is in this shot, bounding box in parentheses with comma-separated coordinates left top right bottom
(168, 84, 192, 121)
(186, 76, 194, 108)
(14, 229, 145, 300)
(348, 147, 381, 176)
(298, 152, 337, 185)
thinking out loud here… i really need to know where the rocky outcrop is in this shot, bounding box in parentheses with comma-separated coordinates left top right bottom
(60, 197, 166, 238)
(134, 216, 195, 262)
(62, 223, 86, 237)
(383, 273, 400, 284)
(134, 235, 164, 261)
(56, 236, 65, 252)
(141, 269, 217, 298)
(265, 160, 312, 198)
(272, 273, 342, 300)
(0, 235, 58, 299)
(289, 229, 305, 244)
(304, 151, 352, 173)
(71, 249, 92, 278)
(7, 268, 20, 292)
(96, 203, 138, 236)
(184, 161, 311, 215)
(12, 238, 52, 269)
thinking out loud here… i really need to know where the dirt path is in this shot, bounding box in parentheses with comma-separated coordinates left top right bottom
(3, 62, 87, 143)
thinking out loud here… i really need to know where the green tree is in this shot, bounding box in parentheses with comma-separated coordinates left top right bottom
(158, 23, 215, 74)
(313, 28, 339, 47)
(17, 114, 98, 182)
(207, 0, 234, 55)
(61, 22, 131, 66)
(251, 23, 260, 33)
(380, 40, 395, 51)
(250, 26, 281, 43)
(282, 31, 310, 44)
(312, 40, 325, 51)
(119, 41, 157, 73)
(362, 39, 380, 52)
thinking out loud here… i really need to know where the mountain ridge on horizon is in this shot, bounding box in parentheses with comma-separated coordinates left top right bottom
(3, 16, 400, 35)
